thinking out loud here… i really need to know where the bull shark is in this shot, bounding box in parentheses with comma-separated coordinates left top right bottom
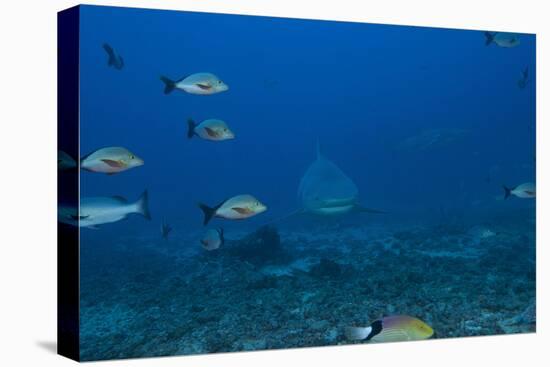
(298, 142, 383, 216)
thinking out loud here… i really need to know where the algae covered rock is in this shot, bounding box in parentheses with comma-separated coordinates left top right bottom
(226, 226, 289, 265)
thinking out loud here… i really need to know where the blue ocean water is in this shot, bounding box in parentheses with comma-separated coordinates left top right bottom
(74, 5, 535, 361)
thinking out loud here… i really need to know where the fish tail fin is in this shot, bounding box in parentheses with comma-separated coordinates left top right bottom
(103, 43, 115, 66)
(484, 31, 495, 46)
(503, 185, 513, 199)
(160, 76, 176, 94)
(345, 326, 372, 341)
(187, 118, 197, 139)
(136, 190, 151, 220)
(198, 203, 216, 226)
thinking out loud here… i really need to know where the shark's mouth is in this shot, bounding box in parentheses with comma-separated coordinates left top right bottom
(305, 197, 357, 215)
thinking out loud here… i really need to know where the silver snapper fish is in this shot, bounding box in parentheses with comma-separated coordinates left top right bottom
(198, 194, 267, 226)
(503, 182, 536, 199)
(187, 118, 235, 141)
(484, 31, 521, 48)
(201, 228, 225, 251)
(160, 72, 228, 95)
(81, 147, 144, 175)
(58, 150, 77, 170)
(58, 191, 151, 229)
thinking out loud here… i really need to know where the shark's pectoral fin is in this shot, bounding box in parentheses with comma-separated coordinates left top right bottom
(355, 205, 386, 214)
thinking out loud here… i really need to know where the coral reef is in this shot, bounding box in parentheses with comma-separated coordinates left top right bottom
(79, 218, 536, 360)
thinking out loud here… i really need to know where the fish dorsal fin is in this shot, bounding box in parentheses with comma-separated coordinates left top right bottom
(111, 195, 128, 203)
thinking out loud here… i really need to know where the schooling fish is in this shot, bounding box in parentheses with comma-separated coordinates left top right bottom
(187, 118, 235, 141)
(201, 228, 224, 251)
(503, 182, 536, 199)
(160, 72, 228, 95)
(102, 43, 124, 70)
(484, 32, 521, 48)
(58, 150, 77, 171)
(161, 220, 173, 240)
(198, 195, 267, 226)
(58, 190, 151, 229)
(81, 147, 144, 175)
(346, 315, 433, 343)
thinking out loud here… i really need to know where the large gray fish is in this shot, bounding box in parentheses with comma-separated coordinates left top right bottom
(103, 43, 124, 70)
(160, 72, 228, 95)
(198, 194, 267, 226)
(298, 143, 383, 216)
(58, 190, 151, 229)
(81, 147, 144, 175)
(484, 32, 521, 48)
(187, 118, 235, 141)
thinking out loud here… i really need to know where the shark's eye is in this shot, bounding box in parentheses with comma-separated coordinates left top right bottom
(218, 80, 222, 84)
(130, 155, 135, 159)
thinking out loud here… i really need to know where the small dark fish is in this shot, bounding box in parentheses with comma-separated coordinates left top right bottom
(201, 228, 225, 251)
(517, 67, 530, 89)
(161, 221, 173, 240)
(103, 43, 124, 70)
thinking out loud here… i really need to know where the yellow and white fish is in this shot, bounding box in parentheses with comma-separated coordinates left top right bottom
(485, 32, 520, 48)
(187, 118, 235, 141)
(160, 72, 228, 95)
(81, 147, 144, 175)
(201, 228, 224, 251)
(503, 182, 536, 199)
(198, 194, 267, 226)
(346, 315, 433, 343)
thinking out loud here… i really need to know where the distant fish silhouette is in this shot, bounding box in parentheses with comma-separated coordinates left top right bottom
(160, 220, 172, 240)
(103, 43, 124, 70)
(517, 67, 530, 89)
(397, 128, 469, 152)
(484, 31, 520, 48)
